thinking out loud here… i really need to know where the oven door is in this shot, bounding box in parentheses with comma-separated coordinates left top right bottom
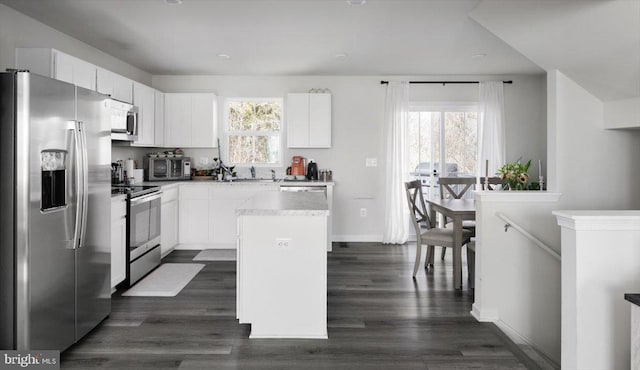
(129, 192, 162, 261)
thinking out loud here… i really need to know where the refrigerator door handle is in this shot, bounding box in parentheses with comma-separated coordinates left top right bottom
(70, 121, 82, 249)
(78, 121, 89, 248)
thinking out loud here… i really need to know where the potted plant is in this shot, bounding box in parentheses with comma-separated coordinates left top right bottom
(498, 159, 535, 190)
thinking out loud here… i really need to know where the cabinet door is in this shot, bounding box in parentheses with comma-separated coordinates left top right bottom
(309, 94, 331, 148)
(191, 94, 216, 147)
(161, 200, 178, 257)
(132, 82, 155, 147)
(179, 199, 209, 244)
(165, 94, 192, 147)
(73, 58, 97, 91)
(178, 185, 209, 244)
(154, 90, 165, 146)
(112, 74, 133, 104)
(96, 68, 115, 97)
(53, 51, 75, 85)
(209, 185, 267, 246)
(287, 93, 310, 148)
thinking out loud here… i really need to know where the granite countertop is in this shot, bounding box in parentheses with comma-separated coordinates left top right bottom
(236, 190, 329, 216)
(625, 294, 640, 307)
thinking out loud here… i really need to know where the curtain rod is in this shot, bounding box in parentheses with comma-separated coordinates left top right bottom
(380, 80, 513, 85)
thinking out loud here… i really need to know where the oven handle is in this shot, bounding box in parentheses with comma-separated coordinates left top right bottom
(130, 192, 162, 206)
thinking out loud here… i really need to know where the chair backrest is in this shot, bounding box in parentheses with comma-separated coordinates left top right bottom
(438, 177, 476, 199)
(481, 176, 503, 190)
(405, 180, 434, 232)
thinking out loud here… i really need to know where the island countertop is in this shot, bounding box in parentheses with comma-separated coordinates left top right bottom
(236, 190, 329, 216)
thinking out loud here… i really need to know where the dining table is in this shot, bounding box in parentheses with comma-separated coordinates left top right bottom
(424, 198, 476, 290)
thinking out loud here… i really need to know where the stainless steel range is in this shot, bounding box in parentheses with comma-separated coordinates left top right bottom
(112, 185, 162, 286)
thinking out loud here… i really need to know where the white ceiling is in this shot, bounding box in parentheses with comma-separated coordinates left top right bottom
(0, 0, 544, 76)
(470, 0, 640, 101)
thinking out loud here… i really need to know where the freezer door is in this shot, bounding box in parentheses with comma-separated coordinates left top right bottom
(19, 73, 78, 350)
(75, 86, 111, 340)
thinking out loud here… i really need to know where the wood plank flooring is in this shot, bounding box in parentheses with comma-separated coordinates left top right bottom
(61, 243, 535, 369)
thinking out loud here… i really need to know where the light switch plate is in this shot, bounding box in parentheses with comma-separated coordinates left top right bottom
(199, 157, 209, 165)
(365, 158, 377, 167)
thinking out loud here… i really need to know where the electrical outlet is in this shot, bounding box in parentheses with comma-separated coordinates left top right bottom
(199, 157, 209, 165)
(365, 158, 377, 167)
(360, 208, 367, 217)
(275, 238, 292, 248)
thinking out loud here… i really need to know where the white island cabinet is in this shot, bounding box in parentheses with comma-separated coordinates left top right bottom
(236, 191, 329, 339)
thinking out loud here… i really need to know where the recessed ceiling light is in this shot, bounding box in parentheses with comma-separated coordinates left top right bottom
(471, 53, 487, 60)
(164, 0, 183, 5)
(334, 53, 348, 59)
(217, 54, 231, 59)
(346, 0, 366, 5)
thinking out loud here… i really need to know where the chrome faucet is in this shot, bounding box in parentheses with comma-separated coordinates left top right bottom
(250, 166, 256, 179)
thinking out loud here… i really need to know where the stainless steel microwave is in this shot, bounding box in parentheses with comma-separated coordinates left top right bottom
(109, 99, 138, 141)
(144, 157, 191, 181)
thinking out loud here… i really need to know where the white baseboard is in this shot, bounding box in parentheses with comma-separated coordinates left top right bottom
(494, 319, 560, 368)
(470, 304, 499, 322)
(332, 234, 383, 243)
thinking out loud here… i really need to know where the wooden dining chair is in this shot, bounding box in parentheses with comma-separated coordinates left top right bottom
(437, 177, 477, 260)
(405, 180, 473, 277)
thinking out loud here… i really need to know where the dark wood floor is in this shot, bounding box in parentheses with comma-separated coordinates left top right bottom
(62, 243, 534, 369)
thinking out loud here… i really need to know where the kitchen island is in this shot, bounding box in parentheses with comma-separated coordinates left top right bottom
(236, 190, 329, 339)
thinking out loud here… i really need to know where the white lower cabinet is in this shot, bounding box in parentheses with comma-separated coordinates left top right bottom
(178, 185, 210, 245)
(110, 196, 127, 290)
(178, 183, 279, 248)
(160, 185, 179, 257)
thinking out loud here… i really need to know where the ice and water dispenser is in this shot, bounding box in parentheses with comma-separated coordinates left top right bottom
(41, 150, 66, 211)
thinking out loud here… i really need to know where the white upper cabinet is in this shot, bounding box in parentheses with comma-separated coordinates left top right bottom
(154, 90, 165, 146)
(16, 48, 97, 91)
(164, 93, 217, 148)
(96, 68, 133, 103)
(287, 93, 331, 148)
(132, 82, 156, 147)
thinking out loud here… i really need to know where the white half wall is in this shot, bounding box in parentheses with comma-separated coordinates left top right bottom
(547, 70, 640, 209)
(473, 191, 562, 365)
(153, 74, 546, 241)
(0, 3, 151, 84)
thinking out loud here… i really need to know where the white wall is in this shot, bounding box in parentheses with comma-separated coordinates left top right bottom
(604, 97, 640, 129)
(153, 74, 546, 241)
(548, 70, 640, 209)
(0, 3, 151, 84)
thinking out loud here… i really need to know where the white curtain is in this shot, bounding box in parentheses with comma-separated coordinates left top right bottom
(382, 82, 410, 244)
(478, 81, 506, 178)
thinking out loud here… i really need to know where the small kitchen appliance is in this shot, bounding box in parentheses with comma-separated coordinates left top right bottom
(144, 156, 192, 181)
(291, 156, 306, 176)
(307, 160, 318, 180)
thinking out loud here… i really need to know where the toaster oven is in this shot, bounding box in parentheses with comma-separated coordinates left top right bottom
(144, 156, 191, 181)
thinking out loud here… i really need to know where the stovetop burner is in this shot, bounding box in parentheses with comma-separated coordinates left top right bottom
(112, 185, 160, 198)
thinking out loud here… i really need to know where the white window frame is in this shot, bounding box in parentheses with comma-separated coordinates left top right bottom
(223, 97, 284, 167)
(408, 101, 479, 199)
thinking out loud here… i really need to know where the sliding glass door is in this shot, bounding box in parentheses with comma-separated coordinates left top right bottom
(407, 104, 478, 199)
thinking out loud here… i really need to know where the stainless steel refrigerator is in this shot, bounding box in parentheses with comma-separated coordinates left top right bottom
(0, 71, 111, 351)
